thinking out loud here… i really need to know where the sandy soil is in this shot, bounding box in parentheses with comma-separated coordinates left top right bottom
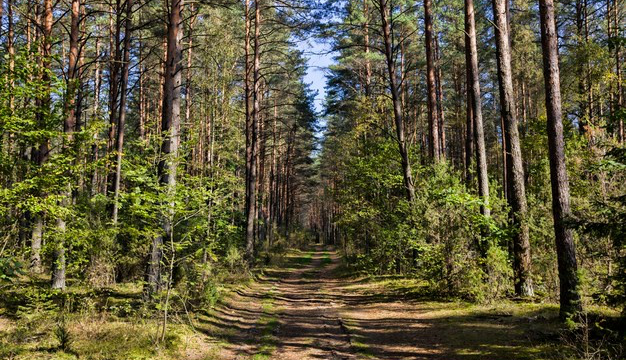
(199, 246, 556, 360)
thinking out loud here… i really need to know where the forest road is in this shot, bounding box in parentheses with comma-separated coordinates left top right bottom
(210, 246, 547, 360)
(212, 246, 443, 360)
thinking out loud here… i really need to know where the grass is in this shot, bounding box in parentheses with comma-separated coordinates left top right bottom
(320, 252, 332, 266)
(338, 273, 626, 360)
(0, 311, 221, 360)
(251, 287, 280, 360)
(293, 251, 313, 266)
(0, 278, 226, 360)
(341, 318, 375, 358)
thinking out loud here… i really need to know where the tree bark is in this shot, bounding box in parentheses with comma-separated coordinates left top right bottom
(613, 0, 623, 142)
(465, 57, 474, 185)
(52, 0, 81, 290)
(492, 0, 533, 297)
(146, 0, 183, 298)
(435, 37, 446, 159)
(107, 0, 122, 187)
(575, 0, 588, 136)
(538, 0, 582, 318)
(465, 0, 490, 217)
(245, 0, 260, 263)
(110, 0, 133, 225)
(90, 34, 102, 196)
(8, 0, 15, 112)
(364, 0, 371, 96)
(31, 0, 53, 274)
(185, 2, 196, 126)
(425, 0, 441, 162)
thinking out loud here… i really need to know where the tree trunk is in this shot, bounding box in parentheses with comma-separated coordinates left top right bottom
(575, 0, 588, 136)
(379, 0, 416, 202)
(538, 0, 582, 318)
(465, 58, 474, 185)
(107, 0, 122, 187)
(52, 0, 81, 290)
(435, 37, 446, 159)
(492, 0, 533, 297)
(90, 34, 101, 196)
(8, 0, 15, 112)
(465, 0, 490, 217)
(364, 0, 371, 96)
(31, 0, 53, 274)
(501, 115, 508, 200)
(245, 0, 260, 263)
(110, 0, 133, 225)
(146, 0, 183, 299)
(30, 217, 43, 273)
(613, 0, 623, 142)
(185, 2, 196, 126)
(425, 0, 441, 162)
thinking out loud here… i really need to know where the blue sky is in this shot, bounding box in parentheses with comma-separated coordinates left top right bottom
(298, 39, 334, 114)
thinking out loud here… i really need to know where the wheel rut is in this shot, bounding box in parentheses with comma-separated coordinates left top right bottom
(269, 246, 356, 360)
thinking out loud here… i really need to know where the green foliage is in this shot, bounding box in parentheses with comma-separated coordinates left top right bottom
(574, 145, 626, 315)
(323, 120, 513, 300)
(54, 316, 73, 352)
(0, 257, 24, 284)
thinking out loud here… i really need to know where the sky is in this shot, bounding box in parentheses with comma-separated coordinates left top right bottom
(297, 39, 335, 115)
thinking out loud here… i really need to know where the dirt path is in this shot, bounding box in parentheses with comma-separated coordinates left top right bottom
(201, 246, 557, 360)
(270, 247, 354, 360)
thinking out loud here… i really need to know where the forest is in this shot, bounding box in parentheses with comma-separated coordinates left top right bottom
(0, 0, 624, 356)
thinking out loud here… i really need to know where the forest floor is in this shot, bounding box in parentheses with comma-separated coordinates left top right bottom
(1, 246, 578, 360)
(201, 246, 564, 360)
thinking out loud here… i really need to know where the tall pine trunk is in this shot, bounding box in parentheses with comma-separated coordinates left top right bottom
(465, 0, 490, 218)
(244, 0, 255, 262)
(492, 0, 533, 297)
(31, 0, 54, 274)
(613, 0, 623, 142)
(424, 0, 440, 162)
(110, 0, 133, 225)
(538, 0, 582, 318)
(245, 0, 261, 263)
(52, 0, 81, 289)
(435, 37, 446, 159)
(146, 0, 183, 298)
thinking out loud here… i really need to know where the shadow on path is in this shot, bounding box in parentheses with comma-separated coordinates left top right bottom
(198, 246, 559, 360)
